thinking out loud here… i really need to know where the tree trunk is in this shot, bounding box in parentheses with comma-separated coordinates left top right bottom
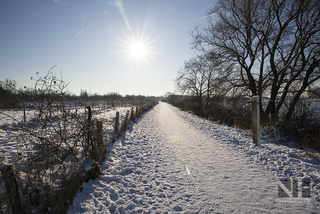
(285, 84, 309, 121)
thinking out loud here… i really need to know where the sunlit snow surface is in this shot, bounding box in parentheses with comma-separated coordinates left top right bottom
(0, 106, 132, 165)
(68, 102, 319, 213)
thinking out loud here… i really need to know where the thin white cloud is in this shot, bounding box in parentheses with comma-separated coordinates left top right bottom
(75, 30, 84, 38)
(194, 14, 211, 21)
(194, 9, 225, 22)
(75, 26, 89, 38)
(200, 3, 213, 12)
(103, 10, 109, 15)
(78, 49, 112, 61)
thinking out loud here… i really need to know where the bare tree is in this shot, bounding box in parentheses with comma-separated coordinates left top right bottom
(175, 54, 227, 115)
(191, 0, 320, 123)
(261, 0, 320, 121)
(175, 57, 207, 114)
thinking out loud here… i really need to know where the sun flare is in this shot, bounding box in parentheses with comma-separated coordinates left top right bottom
(115, 30, 161, 71)
(130, 42, 146, 58)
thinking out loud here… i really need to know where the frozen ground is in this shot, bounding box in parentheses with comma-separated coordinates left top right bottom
(68, 102, 320, 213)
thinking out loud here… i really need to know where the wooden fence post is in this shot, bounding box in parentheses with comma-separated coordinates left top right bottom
(92, 121, 104, 161)
(134, 106, 137, 119)
(130, 107, 134, 121)
(1, 165, 31, 214)
(120, 110, 130, 132)
(136, 106, 140, 118)
(23, 102, 26, 123)
(252, 96, 260, 146)
(114, 112, 119, 136)
(85, 106, 92, 152)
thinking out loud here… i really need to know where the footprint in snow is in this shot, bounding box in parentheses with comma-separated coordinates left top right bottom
(108, 188, 119, 201)
(173, 205, 183, 211)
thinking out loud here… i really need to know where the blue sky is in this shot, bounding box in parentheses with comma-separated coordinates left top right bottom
(0, 0, 213, 96)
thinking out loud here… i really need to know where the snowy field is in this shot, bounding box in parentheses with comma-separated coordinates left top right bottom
(0, 106, 133, 165)
(68, 102, 319, 213)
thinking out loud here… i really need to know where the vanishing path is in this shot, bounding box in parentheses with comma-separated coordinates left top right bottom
(69, 102, 315, 213)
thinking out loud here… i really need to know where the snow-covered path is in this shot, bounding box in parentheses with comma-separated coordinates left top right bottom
(69, 102, 318, 213)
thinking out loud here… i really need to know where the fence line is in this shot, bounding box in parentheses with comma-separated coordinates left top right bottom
(1, 101, 158, 214)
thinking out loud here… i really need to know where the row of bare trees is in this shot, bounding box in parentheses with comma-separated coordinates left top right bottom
(176, 0, 320, 124)
(175, 55, 232, 115)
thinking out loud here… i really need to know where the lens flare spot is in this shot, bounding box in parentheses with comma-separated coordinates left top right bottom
(115, 0, 131, 30)
(169, 134, 179, 143)
(185, 165, 191, 177)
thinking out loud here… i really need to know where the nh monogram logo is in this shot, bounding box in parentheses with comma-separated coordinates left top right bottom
(277, 178, 312, 205)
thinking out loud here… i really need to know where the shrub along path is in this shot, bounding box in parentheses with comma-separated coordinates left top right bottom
(69, 102, 318, 213)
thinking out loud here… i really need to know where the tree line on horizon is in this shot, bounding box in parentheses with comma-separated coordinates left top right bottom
(0, 78, 161, 109)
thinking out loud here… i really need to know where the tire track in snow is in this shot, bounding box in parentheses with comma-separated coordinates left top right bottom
(69, 102, 316, 213)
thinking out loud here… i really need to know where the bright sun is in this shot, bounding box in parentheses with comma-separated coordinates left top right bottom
(116, 31, 159, 68)
(130, 42, 145, 58)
